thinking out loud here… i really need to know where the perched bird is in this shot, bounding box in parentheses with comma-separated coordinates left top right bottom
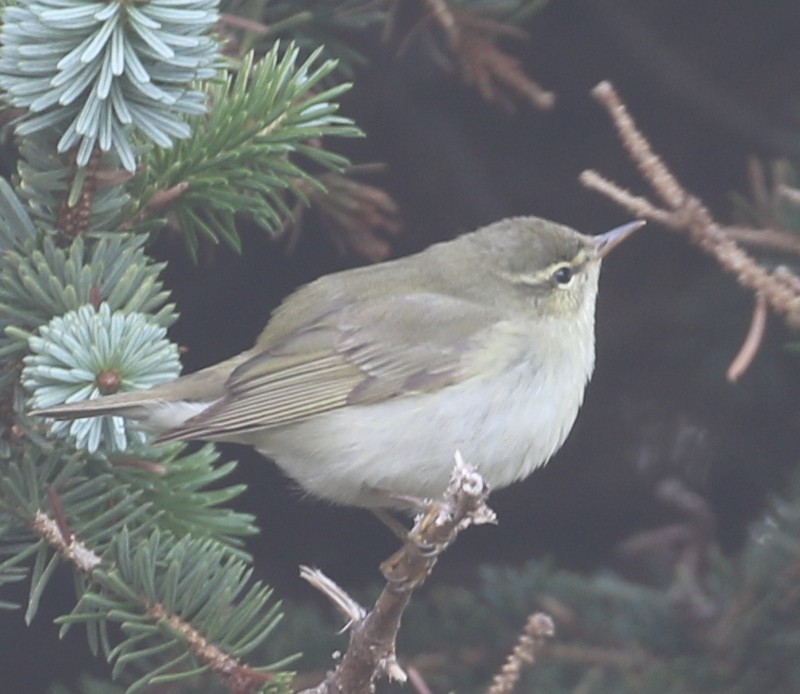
(32, 216, 643, 507)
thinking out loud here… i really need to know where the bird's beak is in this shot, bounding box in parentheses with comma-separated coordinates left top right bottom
(592, 220, 646, 259)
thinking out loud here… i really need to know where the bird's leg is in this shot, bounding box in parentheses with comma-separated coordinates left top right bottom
(365, 486, 440, 546)
(364, 484, 433, 512)
(371, 509, 411, 541)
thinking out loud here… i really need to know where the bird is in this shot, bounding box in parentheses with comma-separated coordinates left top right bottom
(31, 216, 643, 507)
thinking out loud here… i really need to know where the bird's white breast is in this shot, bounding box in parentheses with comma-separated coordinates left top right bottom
(253, 316, 596, 507)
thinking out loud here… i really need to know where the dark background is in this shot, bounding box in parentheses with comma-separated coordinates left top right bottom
(4, 0, 800, 691)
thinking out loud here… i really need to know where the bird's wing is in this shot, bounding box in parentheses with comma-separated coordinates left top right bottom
(158, 292, 496, 441)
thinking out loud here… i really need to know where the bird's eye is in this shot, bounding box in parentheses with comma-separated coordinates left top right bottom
(552, 265, 574, 285)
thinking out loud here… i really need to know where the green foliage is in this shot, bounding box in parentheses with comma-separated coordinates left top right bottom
(23, 306, 175, 436)
(228, 0, 388, 78)
(17, 131, 131, 231)
(0, 441, 151, 623)
(22, 304, 181, 452)
(130, 45, 361, 259)
(48, 674, 126, 694)
(0, 232, 176, 359)
(0, 0, 220, 171)
(0, 0, 380, 690)
(109, 443, 258, 557)
(0, 421, 265, 641)
(0, 429, 285, 691)
(0, 176, 37, 249)
(0, 1, 368, 685)
(57, 528, 291, 693)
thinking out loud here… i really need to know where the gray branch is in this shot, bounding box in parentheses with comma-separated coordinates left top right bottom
(299, 452, 496, 693)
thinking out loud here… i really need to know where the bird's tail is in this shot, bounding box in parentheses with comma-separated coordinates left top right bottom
(30, 390, 158, 421)
(29, 352, 248, 430)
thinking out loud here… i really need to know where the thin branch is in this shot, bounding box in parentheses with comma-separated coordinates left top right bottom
(579, 170, 674, 225)
(148, 602, 273, 694)
(299, 452, 496, 694)
(299, 567, 365, 630)
(122, 181, 190, 229)
(778, 184, 800, 206)
(309, 170, 402, 261)
(485, 613, 555, 694)
(727, 294, 768, 382)
(46, 487, 72, 546)
(407, 666, 435, 694)
(722, 226, 800, 256)
(426, 0, 460, 44)
(590, 81, 685, 209)
(580, 81, 800, 331)
(410, 0, 555, 111)
(218, 12, 271, 36)
(31, 509, 101, 574)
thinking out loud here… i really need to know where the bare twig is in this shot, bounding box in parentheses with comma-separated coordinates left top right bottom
(46, 487, 72, 546)
(779, 183, 800, 205)
(299, 452, 496, 694)
(733, 159, 800, 255)
(405, 0, 555, 111)
(580, 80, 800, 333)
(218, 12, 271, 36)
(485, 613, 555, 694)
(121, 181, 190, 229)
(579, 170, 674, 225)
(407, 666, 435, 694)
(282, 165, 401, 260)
(299, 567, 366, 631)
(722, 226, 800, 256)
(31, 509, 101, 574)
(310, 170, 402, 261)
(590, 81, 685, 209)
(727, 294, 768, 382)
(458, 32, 555, 111)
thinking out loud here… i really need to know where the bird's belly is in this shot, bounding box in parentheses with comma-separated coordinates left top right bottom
(253, 358, 589, 507)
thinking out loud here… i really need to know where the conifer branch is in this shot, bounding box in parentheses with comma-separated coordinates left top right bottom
(146, 601, 275, 694)
(485, 612, 554, 694)
(58, 529, 288, 693)
(0, 0, 219, 172)
(128, 45, 361, 260)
